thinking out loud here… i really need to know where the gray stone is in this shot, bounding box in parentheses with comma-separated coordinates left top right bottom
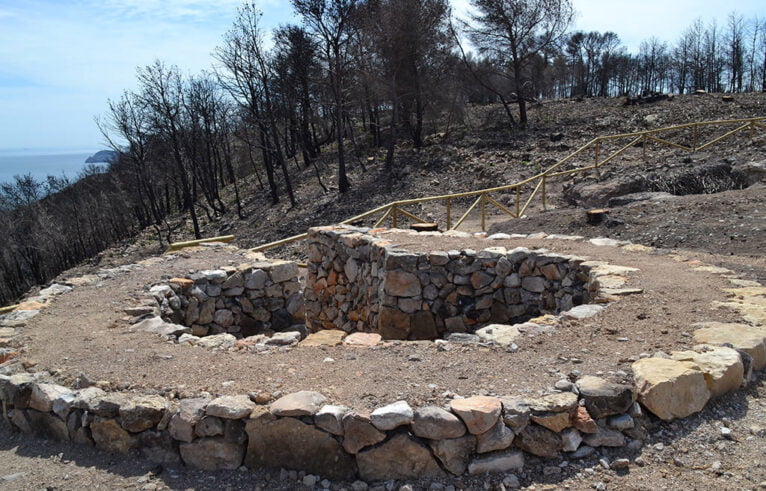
(450, 396, 502, 435)
(468, 450, 525, 475)
(137, 430, 181, 464)
(269, 261, 299, 283)
(315, 405, 350, 435)
(476, 419, 514, 453)
(196, 333, 237, 349)
(29, 384, 72, 413)
(52, 392, 77, 420)
(245, 270, 269, 290)
(430, 434, 476, 475)
(560, 428, 583, 452)
(270, 391, 327, 417)
(475, 324, 522, 347)
(384, 270, 422, 297)
(562, 304, 605, 320)
(27, 410, 69, 441)
(88, 393, 132, 418)
(370, 400, 413, 431)
(266, 331, 302, 345)
(582, 427, 626, 447)
(521, 276, 546, 293)
(206, 395, 255, 419)
(607, 414, 634, 431)
(119, 395, 166, 432)
(245, 411, 356, 480)
(195, 416, 225, 437)
(500, 397, 531, 432)
(342, 411, 386, 454)
(357, 433, 445, 481)
(214, 309, 234, 327)
(169, 397, 209, 442)
(411, 406, 466, 440)
(180, 437, 245, 470)
(576, 376, 635, 419)
(514, 424, 562, 458)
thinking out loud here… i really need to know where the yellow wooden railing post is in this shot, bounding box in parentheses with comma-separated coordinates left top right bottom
(750, 120, 755, 141)
(446, 198, 452, 230)
(542, 175, 547, 211)
(515, 186, 520, 218)
(642, 134, 647, 160)
(391, 206, 398, 228)
(480, 194, 486, 231)
(693, 124, 698, 151)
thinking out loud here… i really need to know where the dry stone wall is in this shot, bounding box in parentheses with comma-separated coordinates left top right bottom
(152, 260, 304, 338)
(305, 226, 594, 339)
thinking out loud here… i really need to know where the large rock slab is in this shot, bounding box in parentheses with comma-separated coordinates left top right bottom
(476, 419, 514, 453)
(430, 435, 476, 475)
(270, 391, 326, 417)
(576, 376, 635, 418)
(356, 433, 445, 481)
(582, 426, 625, 447)
(632, 358, 711, 421)
(692, 323, 766, 370)
(245, 415, 356, 480)
(119, 395, 166, 432)
(411, 406, 466, 440)
(29, 384, 72, 413)
(370, 400, 413, 431)
(475, 324, 522, 347)
(450, 396, 502, 435)
(91, 417, 137, 453)
(315, 405, 350, 435)
(671, 346, 745, 397)
(180, 437, 245, 470)
(300, 330, 346, 346)
(27, 409, 69, 441)
(206, 395, 255, 419)
(468, 450, 524, 475)
(343, 332, 382, 347)
(169, 397, 209, 442)
(384, 270, 422, 297)
(514, 424, 562, 458)
(342, 411, 386, 454)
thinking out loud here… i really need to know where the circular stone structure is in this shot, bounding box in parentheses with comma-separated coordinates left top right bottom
(0, 228, 764, 484)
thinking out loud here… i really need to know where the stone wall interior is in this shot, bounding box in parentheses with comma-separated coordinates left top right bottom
(305, 226, 593, 339)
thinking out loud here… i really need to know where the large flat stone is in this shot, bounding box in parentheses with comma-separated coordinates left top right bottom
(430, 435, 476, 475)
(245, 415, 356, 480)
(342, 411, 386, 454)
(475, 324, 522, 347)
(632, 358, 711, 421)
(476, 419, 514, 453)
(300, 330, 347, 346)
(180, 437, 245, 470)
(370, 400, 413, 431)
(357, 433, 445, 481)
(29, 384, 72, 413)
(468, 450, 524, 475)
(411, 406, 466, 440)
(671, 346, 745, 397)
(206, 395, 255, 419)
(343, 332, 382, 347)
(91, 417, 136, 453)
(450, 396, 502, 435)
(514, 424, 562, 458)
(576, 376, 635, 418)
(384, 270, 422, 297)
(270, 391, 326, 417)
(692, 323, 766, 370)
(119, 395, 166, 432)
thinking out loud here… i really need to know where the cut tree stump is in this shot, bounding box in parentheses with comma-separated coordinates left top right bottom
(411, 223, 439, 232)
(586, 209, 608, 225)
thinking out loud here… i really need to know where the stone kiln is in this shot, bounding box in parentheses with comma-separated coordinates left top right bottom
(304, 226, 594, 339)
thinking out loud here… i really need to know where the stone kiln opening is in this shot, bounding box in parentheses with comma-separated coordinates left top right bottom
(304, 226, 596, 340)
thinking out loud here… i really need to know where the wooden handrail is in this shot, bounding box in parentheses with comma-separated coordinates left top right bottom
(248, 116, 764, 253)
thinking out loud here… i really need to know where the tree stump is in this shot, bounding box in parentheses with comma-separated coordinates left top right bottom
(411, 223, 439, 232)
(586, 209, 608, 225)
(722, 95, 735, 102)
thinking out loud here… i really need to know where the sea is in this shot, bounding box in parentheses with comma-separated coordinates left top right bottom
(0, 147, 106, 186)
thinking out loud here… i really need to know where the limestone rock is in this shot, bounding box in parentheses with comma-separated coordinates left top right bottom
(500, 397, 531, 432)
(671, 346, 745, 397)
(29, 384, 72, 413)
(356, 433, 445, 481)
(430, 434, 476, 475)
(343, 332, 382, 347)
(169, 397, 209, 442)
(514, 424, 562, 458)
(411, 406, 466, 440)
(561, 427, 583, 452)
(270, 391, 326, 417)
(342, 411, 386, 454)
(476, 419, 514, 453)
(370, 400, 413, 430)
(582, 426, 626, 447)
(245, 416, 356, 480)
(267, 331, 302, 345)
(632, 358, 711, 421)
(196, 333, 237, 350)
(300, 330, 346, 346)
(576, 376, 635, 418)
(91, 417, 137, 453)
(88, 393, 132, 418)
(528, 392, 578, 413)
(315, 404, 350, 435)
(119, 395, 167, 433)
(206, 395, 255, 419)
(475, 324, 522, 347)
(180, 437, 245, 470)
(468, 450, 524, 475)
(562, 304, 605, 320)
(450, 396, 502, 435)
(692, 323, 766, 370)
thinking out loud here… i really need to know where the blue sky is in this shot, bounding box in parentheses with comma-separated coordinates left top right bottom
(0, 0, 763, 150)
